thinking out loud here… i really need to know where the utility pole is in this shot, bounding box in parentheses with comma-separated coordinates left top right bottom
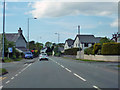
(78, 25, 81, 51)
(2, 0, 5, 62)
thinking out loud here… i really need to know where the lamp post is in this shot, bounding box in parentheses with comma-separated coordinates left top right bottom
(2, 0, 5, 62)
(27, 17, 37, 51)
(55, 33, 60, 44)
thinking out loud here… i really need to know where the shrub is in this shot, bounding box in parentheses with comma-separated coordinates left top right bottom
(101, 42, 120, 55)
(84, 46, 93, 55)
(64, 48, 80, 55)
(92, 43, 101, 55)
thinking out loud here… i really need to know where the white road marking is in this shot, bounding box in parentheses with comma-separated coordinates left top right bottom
(73, 73, 86, 81)
(93, 85, 101, 90)
(65, 68, 72, 72)
(61, 65, 64, 68)
(19, 72, 21, 74)
(5, 80, 10, 84)
(11, 77, 14, 80)
(0, 86, 3, 89)
(15, 74, 18, 76)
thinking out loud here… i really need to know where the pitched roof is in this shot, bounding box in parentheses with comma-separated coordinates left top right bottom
(65, 39, 74, 47)
(75, 34, 101, 43)
(5, 33, 19, 42)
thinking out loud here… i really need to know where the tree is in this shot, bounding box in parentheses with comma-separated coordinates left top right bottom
(45, 42, 52, 47)
(100, 37, 114, 45)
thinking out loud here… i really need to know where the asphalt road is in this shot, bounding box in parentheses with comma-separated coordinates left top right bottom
(1, 56, 119, 89)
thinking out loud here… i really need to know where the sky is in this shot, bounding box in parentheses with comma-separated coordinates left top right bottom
(0, 0, 119, 44)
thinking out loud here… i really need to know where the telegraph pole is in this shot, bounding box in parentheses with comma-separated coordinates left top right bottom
(78, 25, 81, 51)
(2, 0, 5, 62)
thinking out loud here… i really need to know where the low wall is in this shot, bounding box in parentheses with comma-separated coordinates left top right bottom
(62, 55, 76, 59)
(84, 55, 120, 62)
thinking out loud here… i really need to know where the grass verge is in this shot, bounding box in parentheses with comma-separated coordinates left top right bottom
(3, 57, 23, 63)
(75, 59, 106, 62)
(0, 68, 8, 75)
(62, 56, 106, 62)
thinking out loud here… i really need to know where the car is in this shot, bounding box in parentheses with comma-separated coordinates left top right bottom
(39, 53, 48, 61)
(24, 52, 33, 59)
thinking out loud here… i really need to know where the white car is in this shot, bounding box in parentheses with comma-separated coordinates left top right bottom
(39, 53, 48, 61)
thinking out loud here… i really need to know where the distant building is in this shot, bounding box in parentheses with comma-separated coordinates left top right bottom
(64, 34, 101, 50)
(73, 34, 101, 50)
(0, 27, 27, 54)
(64, 39, 74, 50)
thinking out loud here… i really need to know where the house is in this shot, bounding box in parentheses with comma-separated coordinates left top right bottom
(0, 27, 27, 53)
(64, 34, 101, 50)
(64, 39, 74, 50)
(73, 34, 101, 50)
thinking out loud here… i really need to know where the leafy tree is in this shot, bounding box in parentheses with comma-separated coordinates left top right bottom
(100, 37, 114, 45)
(45, 42, 52, 47)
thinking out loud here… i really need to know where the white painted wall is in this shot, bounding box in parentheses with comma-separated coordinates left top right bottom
(16, 35, 27, 48)
(64, 42, 70, 50)
(73, 37, 82, 48)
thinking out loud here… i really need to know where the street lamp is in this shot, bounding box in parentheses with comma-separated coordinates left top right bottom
(27, 17, 37, 51)
(55, 33, 60, 44)
(2, 0, 5, 62)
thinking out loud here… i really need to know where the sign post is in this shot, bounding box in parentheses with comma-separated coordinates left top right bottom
(8, 47, 13, 58)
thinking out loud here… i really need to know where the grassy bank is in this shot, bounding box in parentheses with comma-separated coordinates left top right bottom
(0, 68, 8, 75)
(3, 57, 23, 63)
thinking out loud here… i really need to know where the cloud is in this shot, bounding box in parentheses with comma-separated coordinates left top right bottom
(28, 2, 117, 18)
(110, 19, 118, 27)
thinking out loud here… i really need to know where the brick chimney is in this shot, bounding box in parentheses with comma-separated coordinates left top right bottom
(18, 27, 22, 35)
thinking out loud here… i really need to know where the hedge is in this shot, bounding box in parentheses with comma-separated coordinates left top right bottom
(64, 48, 80, 55)
(84, 46, 93, 55)
(92, 43, 101, 55)
(101, 42, 120, 55)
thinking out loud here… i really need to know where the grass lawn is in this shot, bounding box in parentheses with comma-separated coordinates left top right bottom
(118, 65, 120, 67)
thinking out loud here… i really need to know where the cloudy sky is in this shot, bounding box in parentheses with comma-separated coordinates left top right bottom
(0, 0, 119, 44)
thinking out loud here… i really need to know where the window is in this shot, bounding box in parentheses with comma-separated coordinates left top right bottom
(84, 43, 88, 47)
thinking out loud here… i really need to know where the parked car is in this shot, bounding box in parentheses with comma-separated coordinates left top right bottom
(39, 53, 48, 61)
(24, 52, 33, 59)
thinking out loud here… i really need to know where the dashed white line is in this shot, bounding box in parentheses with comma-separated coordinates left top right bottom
(15, 74, 18, 76)
(73, 73, 86, 81)
(0, 86, 3, 89)
(19, 72, 21, 74)
(5, 80, 10, 84)
(60, 65, 64, 68)
(65, 68, 72, 72)
(11, 77, 14, 80)
(93, 85, 101, 90)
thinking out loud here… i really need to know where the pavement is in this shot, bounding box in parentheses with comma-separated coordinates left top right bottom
(0, 56, 119, 89)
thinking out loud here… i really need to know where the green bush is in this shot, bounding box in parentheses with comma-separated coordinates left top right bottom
(92, 43, 101, 55)
(64, 48, 80, 55)
(101, 42, 120, 55)
(84, 46, 93, 55)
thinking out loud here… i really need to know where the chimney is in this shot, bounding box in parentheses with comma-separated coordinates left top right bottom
(18, 27, 22, 35)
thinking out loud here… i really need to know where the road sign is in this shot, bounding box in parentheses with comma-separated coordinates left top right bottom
(8, 47, 13, 53)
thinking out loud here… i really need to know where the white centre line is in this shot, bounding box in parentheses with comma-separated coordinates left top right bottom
(15, 74, 18, 76)
(65, 68, 72, 72)
(73, 73, 86, 81)
(5, 80, 10, 84)
(61, 65, 64, 68)
(11, 77, 14, 80)
(93, 85, 101, 90)
(0, 86, 3, 89)
(19, 72, 21, 74)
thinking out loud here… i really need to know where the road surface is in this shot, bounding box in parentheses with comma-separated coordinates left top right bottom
(1, 56, 119, 89)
